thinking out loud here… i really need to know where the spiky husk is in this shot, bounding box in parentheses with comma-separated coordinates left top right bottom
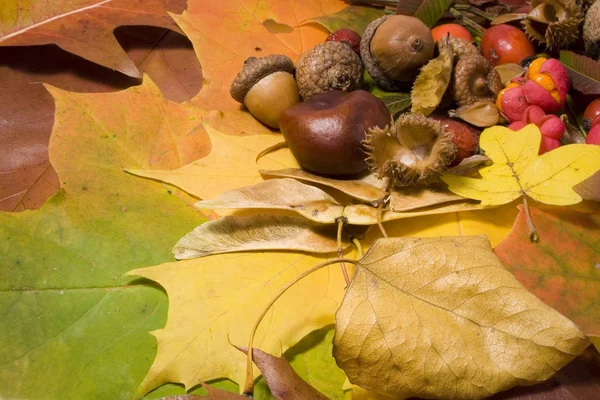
(583, 0, 600, 57)
(523, 0, 583, 48)
(363, 114, 455, 187)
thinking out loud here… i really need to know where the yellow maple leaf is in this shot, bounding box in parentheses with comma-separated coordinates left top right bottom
(127, 122, 298, 201)
(441, 124, 600, 206)
(128, 250, 350, 395)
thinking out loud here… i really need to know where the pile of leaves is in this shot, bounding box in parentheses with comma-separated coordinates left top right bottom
(1, 1, 600, 399)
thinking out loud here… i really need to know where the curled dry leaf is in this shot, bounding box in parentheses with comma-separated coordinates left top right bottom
(574, 171, 600, 202)
(494, 206, 600, 350)
(240, 348, 329, 400)
(411, 37, 454, 117)
(173, 214, 347, 259)
(195, 178, 344, 224)
(495, 63, 526, 86)
(441, 124, 600, 206)
(389, 185, 465, 211)
(448, 101, 501, 127)
(259, 168, 388, 203)
(446, 154, 491, 176)
(127, 123, 298, 202)
(333, 236, 589, 399)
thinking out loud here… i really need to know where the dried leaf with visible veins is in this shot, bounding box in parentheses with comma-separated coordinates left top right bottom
(195, 178, 344, 224)
(494, 206, 600, 350)
(441, 124, 600, 206)
(173, 214, 346, 259)
(260, 168, 388, 203)
(333, 236, 589, 399)
(0, 0, 186, 78)
(389, 186, 465, 211)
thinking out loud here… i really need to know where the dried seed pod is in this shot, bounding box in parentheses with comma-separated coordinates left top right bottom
(449, 101, 501, 127)
(364, 113, 455, 187)
(452, 55, 503, 106)
(523, 0, 583, 49)
(295, 41, 364, 100)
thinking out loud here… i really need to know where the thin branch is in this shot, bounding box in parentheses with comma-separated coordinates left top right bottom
(352, 237, 364, 259)
(337, 217, 351, 286)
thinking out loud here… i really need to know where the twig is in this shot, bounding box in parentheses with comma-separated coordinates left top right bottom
(449, 7, 486, 36)
(336, 217, 351, 286)
(453, 4, 494, 21)
(243, 258, 359, 395)
(522, 196, 538, 242)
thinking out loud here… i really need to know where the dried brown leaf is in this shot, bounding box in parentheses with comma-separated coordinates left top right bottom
(389, 186, 465, 212)
(195, 178, 344, 224)
(173, 214, 345, 259)
(259, 168, 388, 203)
(333, 236, 589, 399)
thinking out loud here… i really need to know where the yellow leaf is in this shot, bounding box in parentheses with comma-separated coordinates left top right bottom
(128, 251, 350, 395)
(333, 236, 589, 399)
(127, 122, 298, 200)
(441, 124, 600, 206)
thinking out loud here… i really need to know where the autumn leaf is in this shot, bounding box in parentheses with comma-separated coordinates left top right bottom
(173, 214, 347, 259)
(395, 0, 452, 28)
(0, 28, 202, 212)
(494, 206, 600, 350)
(127, 123, 299, 201)
(441, 124, 600, 206)
(172, 0, 346, 113)
(559, 51, 600, 95)
(0, 78, 208, 399)
(302, 5, 386, 35)
(333, 236, 589, 399)
(411, 36, 453, 116)
(128, 250, 351, 395)
(240, 348, 328, 400)
(0, 0, 186, 78)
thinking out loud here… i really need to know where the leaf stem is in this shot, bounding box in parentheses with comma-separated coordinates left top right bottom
(522, 196, 539, 242)
(352, 238, 364, 258)
(336, 217, 351, 286)
(243, 257, 358, 395)
(255, 141, 288, 163)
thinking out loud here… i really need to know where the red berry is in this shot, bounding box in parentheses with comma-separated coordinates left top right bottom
(431, 24, 472, 43)
(539, 136, 561, 154)
(591, 114, 600, 130)
(326, 28, 361, 55)
(538, 115, 565, 140)
(429, 116, 479, 166)
(587, 124, 600, 145)
(481, 24, 535, 66)
(583, 98, 600, 131)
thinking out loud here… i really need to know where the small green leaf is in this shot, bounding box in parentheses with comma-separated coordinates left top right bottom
(559, 51, 600, 95)
(301, 6, 385, 35)
(396, 0, 452, 28)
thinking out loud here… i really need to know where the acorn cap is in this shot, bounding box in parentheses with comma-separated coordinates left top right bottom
(295, 41, 364, 100)
(364, 113, 455, 187)
(447, 36, 480, 60)
(452, 55, 503, 106)
(230, 54, 295, 103)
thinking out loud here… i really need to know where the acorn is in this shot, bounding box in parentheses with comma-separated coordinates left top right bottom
(295, 41, 363, 100)
(361, 15, 435, 91)
(230, 54, 300, 129)
(364, 113, 456, 187)
(451, 54, 503, 106)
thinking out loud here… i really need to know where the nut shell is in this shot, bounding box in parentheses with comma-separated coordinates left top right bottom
(452, 55, 503, 106)
(361, 15, 402, 91)
(364, 113, 455, 186)
(230, 54, 295, 103)
(295, 41, 364, 100)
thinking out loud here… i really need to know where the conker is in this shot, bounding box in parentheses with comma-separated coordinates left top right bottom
(279, 90, 391, 177)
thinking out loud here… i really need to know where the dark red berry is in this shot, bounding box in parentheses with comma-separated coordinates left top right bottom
(326, 28, 361, 55)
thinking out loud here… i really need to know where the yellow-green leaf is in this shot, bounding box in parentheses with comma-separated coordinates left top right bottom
(441, 124, 600, 206)
(333, 236, 589, 399)
(410, 37, 453, 116)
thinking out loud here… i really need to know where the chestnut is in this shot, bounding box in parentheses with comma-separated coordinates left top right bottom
(279, 90, 391, 177)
